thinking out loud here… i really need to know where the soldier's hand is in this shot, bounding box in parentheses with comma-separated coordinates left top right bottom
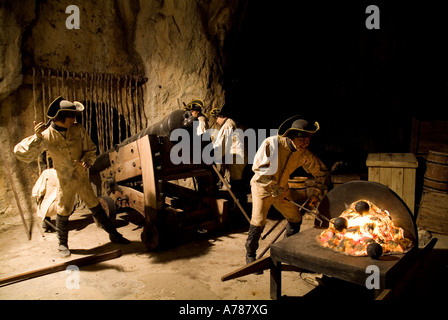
(74, 160, 92, 169)
(307, 196, 319, 209)
(33, 121, 47, 138)
(270, 186, 285, 197)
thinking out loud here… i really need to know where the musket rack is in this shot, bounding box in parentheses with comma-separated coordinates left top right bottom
(31, 67, 148, 154)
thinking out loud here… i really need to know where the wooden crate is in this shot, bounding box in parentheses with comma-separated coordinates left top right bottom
(366, 153, 418, 213)
(417, 191, 448, 235)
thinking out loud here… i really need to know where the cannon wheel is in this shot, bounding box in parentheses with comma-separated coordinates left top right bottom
(141, 222, 160, 251)
(93, 196, 117, 227)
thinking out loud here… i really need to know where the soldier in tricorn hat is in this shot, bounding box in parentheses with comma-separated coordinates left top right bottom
(211, 106, 248, 205)
(245, 115, 329, 265)
(184, 99, 209, 136)
(14, 96, 130, 257)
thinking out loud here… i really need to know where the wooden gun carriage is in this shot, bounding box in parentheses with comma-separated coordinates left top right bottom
(91, 110, 228, 250)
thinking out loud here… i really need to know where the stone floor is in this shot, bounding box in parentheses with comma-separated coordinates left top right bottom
(0, 206, 447, 302)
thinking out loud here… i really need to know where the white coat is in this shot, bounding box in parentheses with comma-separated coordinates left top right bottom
(32, 168, 58, 220)
(14, 123, 100, 216)
(212, 118, 246, 181)
(249, 135, 329, 226)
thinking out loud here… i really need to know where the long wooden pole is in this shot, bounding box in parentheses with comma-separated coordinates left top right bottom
(211, 164, 251, 223)
(0, 249, 121, 287)
(257, 196, 312, 260)
(256, 222, 287, 260)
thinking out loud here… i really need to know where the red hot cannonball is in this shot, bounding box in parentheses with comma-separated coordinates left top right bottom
(355, 201, 370, 214)
(333, 217, 348, 231)
(367, 242, 383, 259)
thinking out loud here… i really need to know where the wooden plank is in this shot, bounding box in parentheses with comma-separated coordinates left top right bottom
(392, 153, 404, 162)
(417, 191, 448, 234)
(221, 255, 273, 282)
(368, 167, 380, 183)
(118, 186, 145, 216)
(375, 288, 393, 300)
(366, 153, 380, 165)
(270, 228, 414, 288)
(111, 141, 141, 182)
(116, 141, 139, 163)
(367, 153, 418, 213)
(0, 250, 121, 287)
(114, 159, 142, 182)
(162, 168, 211, 181)
(136, 135, 158, 210)
(403, 153, 418, 166)
(270, 261, 282, 300)
(390, 238, 437, 299)
(100, 151, 118, 181)
(366, 153, 418, 168)
(163, 181, 204, 201)
(403, 168, 416, 213)
(390, 168, 404, 197)
(379, 167, 392, 189)
(380, 152, 394, 164)
(376, 237, 438, 300)
(163, 182, 228, 223)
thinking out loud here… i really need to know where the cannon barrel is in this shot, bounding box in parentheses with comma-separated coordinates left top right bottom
(92, 109, 196, 173)
(88, 109, 228, 251)
(121, 109, 193, 144)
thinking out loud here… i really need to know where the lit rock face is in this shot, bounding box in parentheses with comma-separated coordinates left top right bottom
(0, 0, 245, 224)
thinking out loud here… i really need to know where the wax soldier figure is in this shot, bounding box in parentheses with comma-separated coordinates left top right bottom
(14, 96, 130, 257)
(32, 168, 58, 232)
(245, 115, 329, 264)
(184, 99, 209, 136)
(211, 107, 248, 205)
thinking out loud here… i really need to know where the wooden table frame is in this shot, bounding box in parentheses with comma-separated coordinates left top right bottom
(269, 228, 416, 300)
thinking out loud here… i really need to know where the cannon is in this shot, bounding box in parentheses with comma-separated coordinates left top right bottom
(91, 110, 228, 250)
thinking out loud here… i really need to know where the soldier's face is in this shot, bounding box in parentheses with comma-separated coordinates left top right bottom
(216, 116, 225, 125)
(59, 116, 77, 128)
(292, 136, 311, 151)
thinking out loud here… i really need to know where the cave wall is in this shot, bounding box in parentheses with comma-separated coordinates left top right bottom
(0, 0, 245, 226)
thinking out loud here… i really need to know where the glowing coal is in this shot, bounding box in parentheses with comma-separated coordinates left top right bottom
(317, 200, 413, 257)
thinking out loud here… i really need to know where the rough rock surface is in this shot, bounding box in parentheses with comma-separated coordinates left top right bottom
(0, 0, 245, 225)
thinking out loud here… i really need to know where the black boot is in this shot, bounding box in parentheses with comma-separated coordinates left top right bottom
(245, 224, 264, 265)
(56, 214, 71, 257)
(284, 221, 302, 238)
(90, 204, 130, 244)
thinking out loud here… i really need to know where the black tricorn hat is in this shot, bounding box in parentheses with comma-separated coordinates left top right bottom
(46, 96, 84, 119)
(278, 115, 320, 137)
(184, 99, 204, 111)
(210, 107, 221, 118)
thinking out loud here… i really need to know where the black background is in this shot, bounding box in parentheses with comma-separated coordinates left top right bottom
(222, 1, 448, 170)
